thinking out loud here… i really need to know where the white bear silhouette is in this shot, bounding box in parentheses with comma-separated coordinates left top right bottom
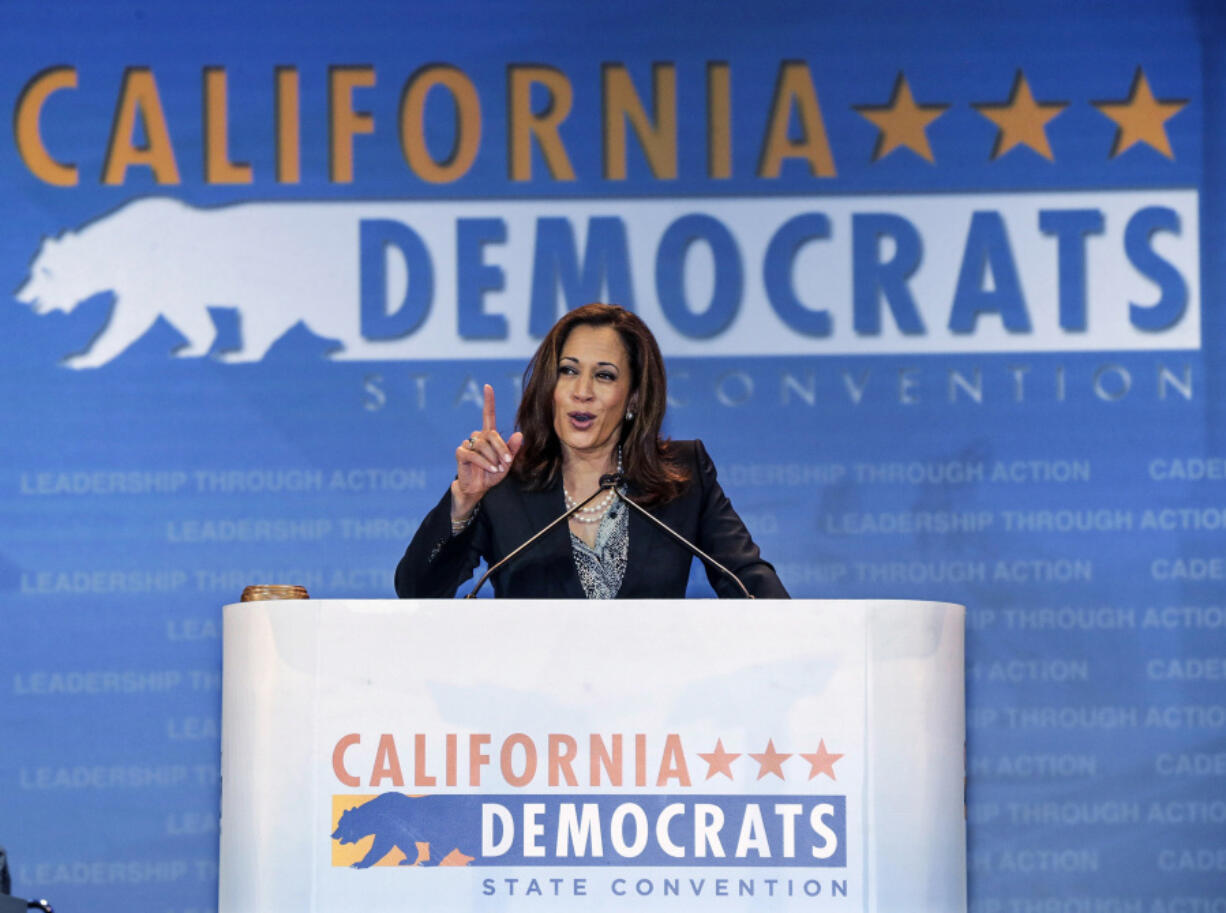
(14, 196, 440, 369)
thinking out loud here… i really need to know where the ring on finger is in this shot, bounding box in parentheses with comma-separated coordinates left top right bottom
(465, 435, 478, 450)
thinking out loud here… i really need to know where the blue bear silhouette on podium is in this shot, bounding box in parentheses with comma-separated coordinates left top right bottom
(332, 793, 478, 868)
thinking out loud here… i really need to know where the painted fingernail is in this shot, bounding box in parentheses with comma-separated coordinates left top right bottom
(503, 454, 512, 463)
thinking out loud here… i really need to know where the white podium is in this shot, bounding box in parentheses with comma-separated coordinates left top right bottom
(219, 599, 965, 912)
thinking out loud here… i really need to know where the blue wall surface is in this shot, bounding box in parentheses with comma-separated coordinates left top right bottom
(1, 1, 1223, 910)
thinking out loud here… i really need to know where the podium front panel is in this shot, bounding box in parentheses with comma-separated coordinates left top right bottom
(219, 599, 964, 912)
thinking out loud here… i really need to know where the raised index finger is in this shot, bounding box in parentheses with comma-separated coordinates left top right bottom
(482, 383, 497, 433)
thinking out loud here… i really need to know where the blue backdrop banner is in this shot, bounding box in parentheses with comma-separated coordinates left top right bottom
(1, 1, 1224, 910)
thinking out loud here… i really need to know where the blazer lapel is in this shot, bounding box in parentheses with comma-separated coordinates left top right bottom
(518, 483, 586, 599)
(617, 483, 655, 598)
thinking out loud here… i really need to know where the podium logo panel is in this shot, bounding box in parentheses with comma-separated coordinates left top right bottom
(329, 730, 851, 883)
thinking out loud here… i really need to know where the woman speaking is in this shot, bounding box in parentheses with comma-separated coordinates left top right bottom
(395, 304, 788, 599)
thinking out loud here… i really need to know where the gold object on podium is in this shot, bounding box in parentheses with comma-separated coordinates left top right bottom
(240, 584, 310, 602)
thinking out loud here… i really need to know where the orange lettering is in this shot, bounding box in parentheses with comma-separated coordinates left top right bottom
(15, 66, 78, 186)
(329, 66, 375, 183)
(203, 67, 253, 184)
(656, 733, 692, 786)
(370, 733, 404, 787)
(400, 65, 481, 183)
(331, 733, 360, 787)
(102, 67, 180, 185)
(500, 732, 537, 787)
(275, 67, 300, 183)
(548, 733, 579, 787)
(508, 65, 575, 181)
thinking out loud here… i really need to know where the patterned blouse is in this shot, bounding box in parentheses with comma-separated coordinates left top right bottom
(569, 494, 629, 599)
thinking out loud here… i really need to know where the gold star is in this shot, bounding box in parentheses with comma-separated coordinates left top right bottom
(800, 740, 844, 781)
(748, 739, 792, 781)
(855, 73, 949, 164)
(698, 739, 741, 781)
(972, 71, 1067, 161)
(1093, 67, 1186, 159)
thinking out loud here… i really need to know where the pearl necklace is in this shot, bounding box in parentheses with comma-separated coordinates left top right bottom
(564, 449, 623, 524)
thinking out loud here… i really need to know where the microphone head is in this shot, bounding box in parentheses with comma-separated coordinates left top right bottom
(599, 473, 623, 489)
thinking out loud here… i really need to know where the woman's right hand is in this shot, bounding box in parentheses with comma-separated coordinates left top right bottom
(452, 384, 523, 522)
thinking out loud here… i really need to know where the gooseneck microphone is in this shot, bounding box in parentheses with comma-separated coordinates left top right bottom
(464, 474, 619, 599)
(601, 473, 755, 599)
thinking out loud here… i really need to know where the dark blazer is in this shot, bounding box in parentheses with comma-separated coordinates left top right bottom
(395, 440, 788, 599)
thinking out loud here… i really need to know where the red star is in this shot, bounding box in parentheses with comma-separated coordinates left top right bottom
(698, 739, 741, 780)
(749, 739, 792, 781)
(801, 740, 844, 781)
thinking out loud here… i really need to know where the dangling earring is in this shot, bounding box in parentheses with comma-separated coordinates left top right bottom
(625, 410, 634, 421)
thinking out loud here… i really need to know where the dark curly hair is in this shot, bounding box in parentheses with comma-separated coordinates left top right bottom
(513, 303, 689, 505)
